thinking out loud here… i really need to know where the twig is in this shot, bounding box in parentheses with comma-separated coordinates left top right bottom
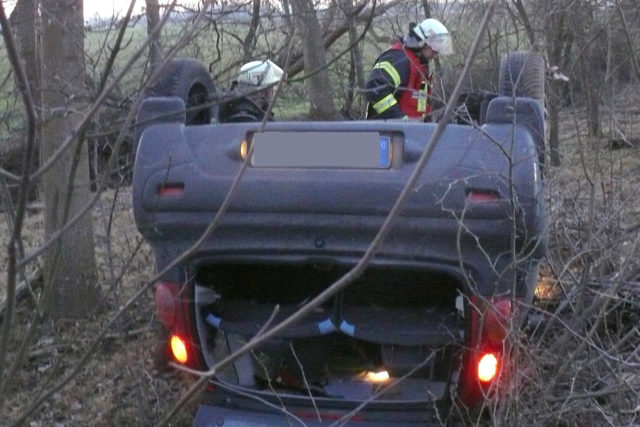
(210, 379, 307, 426)
(289, 342, 321, 422)
(104, 326, 153, 341)
(0, 168, 20, 182)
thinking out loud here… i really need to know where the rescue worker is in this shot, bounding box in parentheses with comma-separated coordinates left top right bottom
(365, 18, 453, 121)
(219, 59, 284, 122)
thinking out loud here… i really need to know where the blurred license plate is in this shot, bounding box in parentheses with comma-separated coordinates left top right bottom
(251, 131, 391, 168)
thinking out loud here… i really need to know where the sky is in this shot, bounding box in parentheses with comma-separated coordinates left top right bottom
(3, 1, 200, 21)
(84, 0, 147, 21)
(85, 0, 200, 21)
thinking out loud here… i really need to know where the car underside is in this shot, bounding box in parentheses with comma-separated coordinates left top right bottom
(134, 51, 548, 426)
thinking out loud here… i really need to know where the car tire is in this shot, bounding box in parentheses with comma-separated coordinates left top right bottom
(498, 51, 546, 169)
(147, 58, 218, 125)
(498, 51, 545, 108)
(132, 59, 218, 167)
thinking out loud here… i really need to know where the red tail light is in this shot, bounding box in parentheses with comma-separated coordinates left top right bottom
(153, 281, 202, 370)
(483, 298, 511, 344)
(477, 352, 498, 383)
(170, 335, 189, 364)
(458, 296, 514, 407)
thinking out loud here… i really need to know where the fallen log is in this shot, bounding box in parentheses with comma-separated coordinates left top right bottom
(0, 268, 42, 321)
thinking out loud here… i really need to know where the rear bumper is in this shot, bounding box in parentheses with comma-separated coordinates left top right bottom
(145, 210, 543, 298)
(192, 404, 442, 426)
(193, 404, 445, 426)
(193, 388, 448, 426)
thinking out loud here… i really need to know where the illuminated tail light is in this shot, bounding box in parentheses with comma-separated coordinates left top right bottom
(171, 335, 188, 364)
(458, 296, 514, 407)
(477, 353, 498, 382)
(153, 281, 203, 370)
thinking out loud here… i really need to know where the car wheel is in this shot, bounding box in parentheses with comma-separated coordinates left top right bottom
(498, 51, 546, 169)
(147, 58, 218, 125)
(498, 51, 545, 108)
(132, 59, 218, 166)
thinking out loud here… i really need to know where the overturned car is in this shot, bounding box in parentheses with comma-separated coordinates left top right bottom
(133, 52, 548, 425)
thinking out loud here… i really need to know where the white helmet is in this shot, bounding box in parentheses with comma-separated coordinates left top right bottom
(411, 18, 453, 55)
(237, 60, 284, 88)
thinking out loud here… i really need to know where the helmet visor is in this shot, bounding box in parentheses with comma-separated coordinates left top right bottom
(237, 60, 283, 88)
(426, 34, 453, 55)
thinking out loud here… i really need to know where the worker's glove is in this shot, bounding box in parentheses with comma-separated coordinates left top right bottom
(392, 115, 423, 122)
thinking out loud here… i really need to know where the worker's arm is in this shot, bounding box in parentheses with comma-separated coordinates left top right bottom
(365, 50, 409, 119)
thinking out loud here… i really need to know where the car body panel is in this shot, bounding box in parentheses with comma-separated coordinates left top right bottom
(132, 97, 547, 425)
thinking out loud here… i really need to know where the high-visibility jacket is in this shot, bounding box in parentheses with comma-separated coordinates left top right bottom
(366, 41, 433, 120)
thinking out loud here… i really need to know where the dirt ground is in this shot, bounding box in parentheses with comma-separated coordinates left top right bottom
(1, 188, 200, 426)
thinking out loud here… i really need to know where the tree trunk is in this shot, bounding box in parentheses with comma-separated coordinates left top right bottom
(40, 0, 100, 319)
(9, 0, 40, 195)
(290, 0, 339, 120)
(145, 0, 162, 74)
(10, 0, 38, 93)
(571, 5, 601, 138)
(585, 78, 600, 137)
(339, 0, 366, 118)
(548, 95, 561, 166)
(421, 0, 432, 17)
(511, 0, 537, 48)
(242, 0, 261, 63)
(544, 2, 573, 167)
(284, 1, 400, 79)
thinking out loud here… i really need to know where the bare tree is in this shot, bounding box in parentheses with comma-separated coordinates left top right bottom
(39, 0, 100, 318)
(290, 0, 339, 119)
(544, 1, 573, 166)
(10, 0, 39, 94)
(511, 0, 537, 48)
(145, 0, 163, 74)
(242, 0, 261, 62)
(7, 0, 39, 193)
(573, 4, 604, 139)
(339, 0, 367, 117)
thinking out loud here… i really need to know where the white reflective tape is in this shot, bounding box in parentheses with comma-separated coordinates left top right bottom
(318, 319, 336, 334)
(205, 313, 221, 327)
(339, 320, 355, 336)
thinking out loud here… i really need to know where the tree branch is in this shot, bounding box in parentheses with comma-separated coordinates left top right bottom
(0, 0, 39, 400)
(286, 0, 400, 79)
